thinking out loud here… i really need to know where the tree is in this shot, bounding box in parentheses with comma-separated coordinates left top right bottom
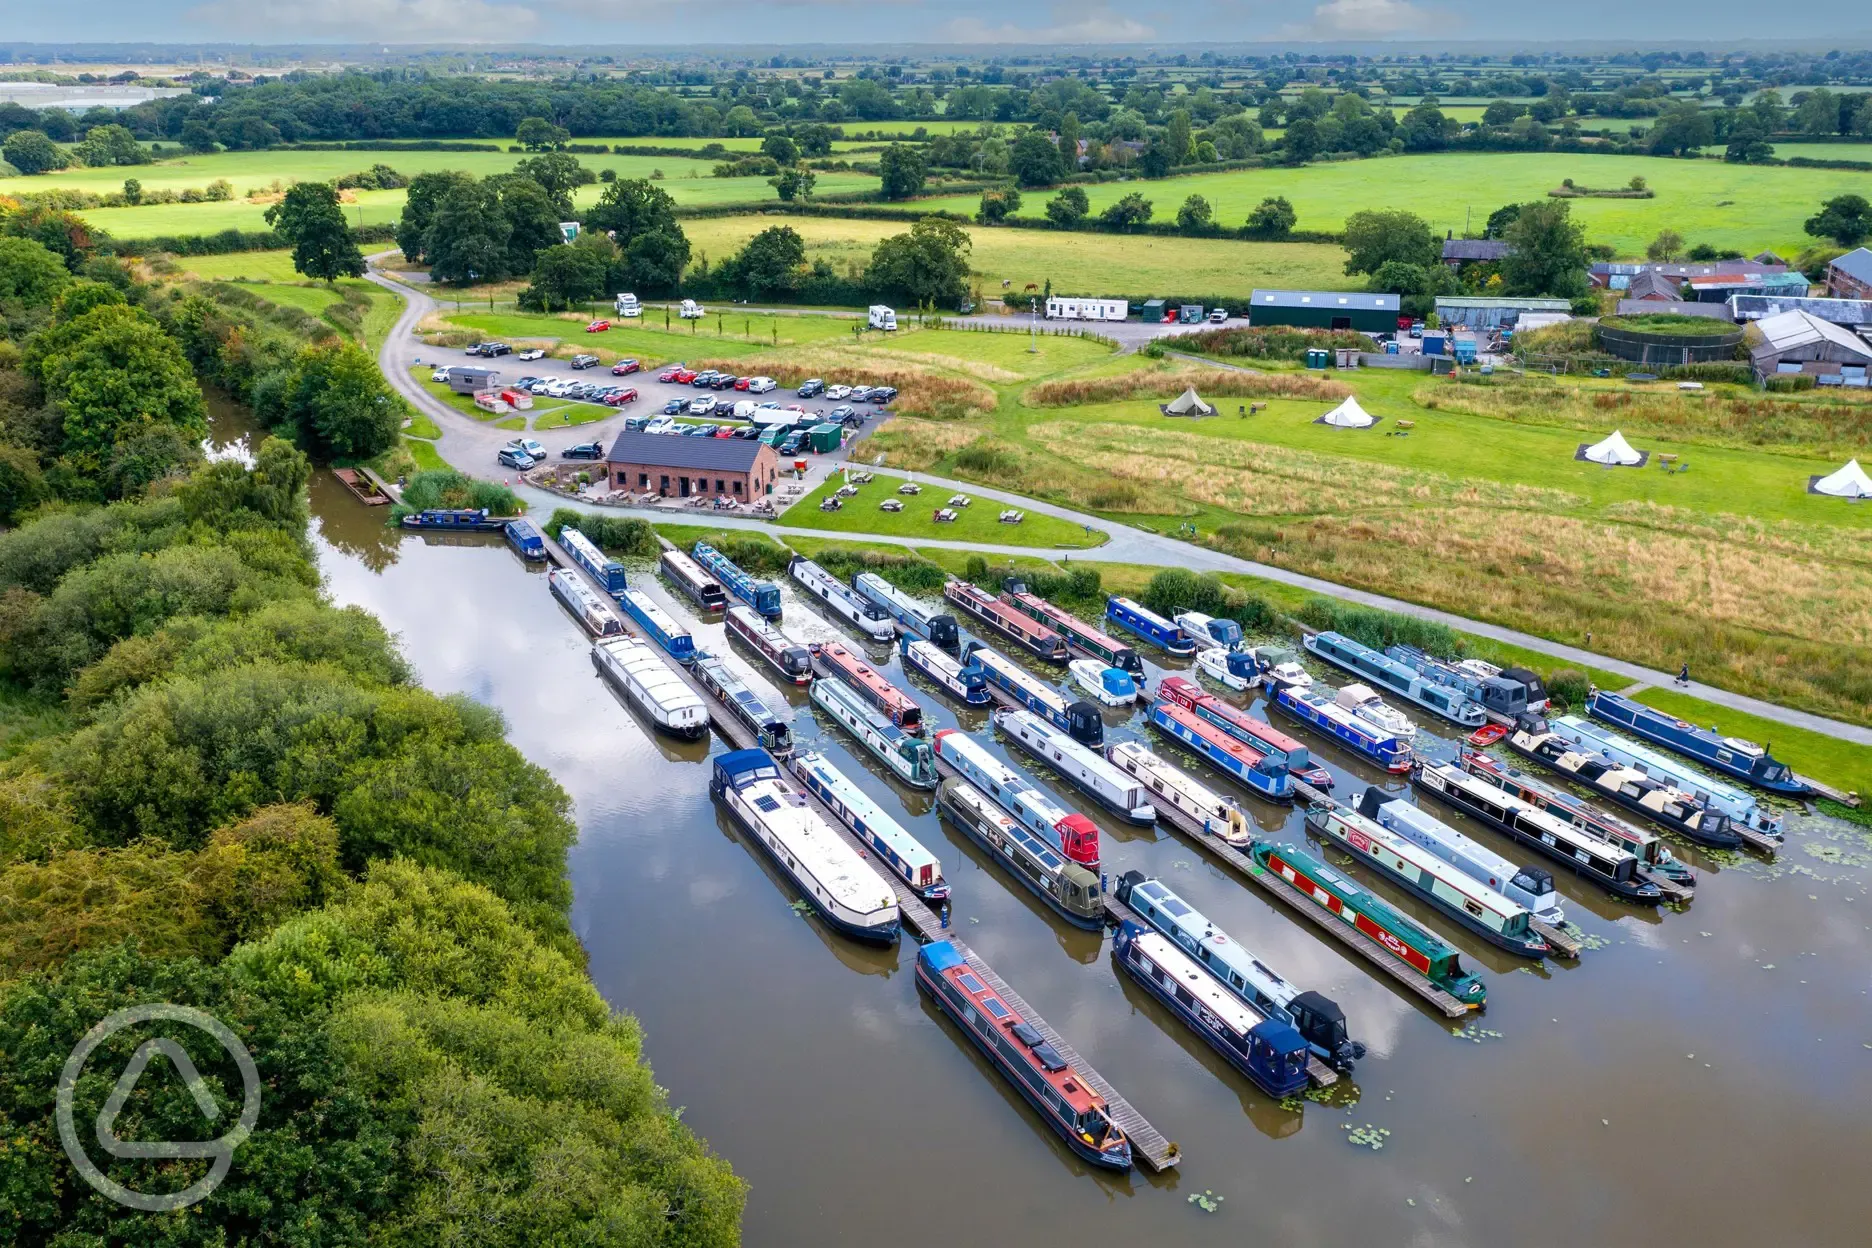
(426, 182, 511, 285)
(179, 118, 217, 152)
(867, 216, 971, 306)
(622, 224, 691, 294)
(1, 129, 65, 175)
(496, 176, 565, 277)
(264, 182, 365, 284)
(1482, 99, 1524, 127)
(510, 151, 591, 218)
(521, 244, 609, 312)
(1646, 229, 1686, 262)
(1795, 88, 1839, 136)
(770, 166, 815, 202)
(1057, 111, 1081, 167)
(761, 134, 799, 166)
(120, 177, 142, 205)
(26, 303, 207, 465)
(727, 225, 807, 299)
(1805, 194, 1872, 247)
(1648, 102, 1715, 156)
(1175, 194, 1213, 234)
(1099, 192, 1153, 232)
(1164, 108, 1194, 164)
(1484, 203, 1525, 239)
(1341, 209, 1439, 275)
(1008, 131, 1065, 187)
(1243, 196, 1297, 239)
(394, 170, 474, 264)
(514, 115, 569, 151)
(0, 237, 70, 308)
(1500, 200, 1590, 298)
(1725, 123, 1775, 164)
(878, 144, 927, 199)
(73, 123, 147, 167)
(975, 187, 1021, 225)
(1136, 139, 1173, 178)
(585, 177, 682, 244)
(1283, 116, 1322, 163)
(282, 342, 402, 460)
(1045, 185, 1090, 228)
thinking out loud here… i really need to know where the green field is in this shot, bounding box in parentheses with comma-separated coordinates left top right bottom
(898, 152, 1872, 255)
(780, 475, 1102, 548)
(1772, 142, 1872, 164)
(440, 308, 864, 357)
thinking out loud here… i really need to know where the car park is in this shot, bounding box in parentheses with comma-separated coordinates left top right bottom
(797, 379, 824, 398)
(824, 384, 851, 400)
(570, 354, 601, 370)
(611, 358, 641, 375)
(605, 387, 639, 405)
(561, 442, 605, 459)
(586, 319, 611, 333)
(497, 447, 536, 470)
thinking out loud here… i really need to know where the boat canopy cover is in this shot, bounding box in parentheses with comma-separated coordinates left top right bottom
(1101, 667, 1136, 695)
(1249, 1018, 1310, 1056)
(1164, 387, 1215, 416)
(1316, 396, 1376, 428)
(1289, 989, 1345, 1029)
(1812, 458, 1872, 498)
(1582, 430, 1644, 465)
(715, 748, 776, 780)
(920, 940, 966, 972)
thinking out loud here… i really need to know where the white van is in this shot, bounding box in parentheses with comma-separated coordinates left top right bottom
(614, 292, 641, 317)
(731, 400, 759, 419)
(868, 304, 897, 331)
(680, 299, 705, 319)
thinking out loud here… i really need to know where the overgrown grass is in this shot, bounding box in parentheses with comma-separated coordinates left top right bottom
(686, 352, 997, 421)
(394, 470, 521, 517)
(1027, 368, 1351, 407)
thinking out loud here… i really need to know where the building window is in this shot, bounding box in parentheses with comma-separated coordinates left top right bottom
(717, 479, 726, 495)
(659, 474, 669, 494)
(638, 472, 648, 488)
(733, 481, 743, 496)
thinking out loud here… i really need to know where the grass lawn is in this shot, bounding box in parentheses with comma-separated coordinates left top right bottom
(778, 475, 1104, 549)
(494, 416, 527, 431)
(897, 152, 1872, 255)
(404, 411, 442, 439)
(1770, 142, 1872, 164)
(868, 327, 1116, 377)
(176, 250, 312, 281)
(682, 214, 1352, 299)
(439, 309, 862, 356)
(402, 437, 450, 472)
(408, 366, 570, 422)
(650, 523, 791, 559)
(224, 281, 351, 317)
(1629, 685, 1871, 800)
(532, 403, 614, 430)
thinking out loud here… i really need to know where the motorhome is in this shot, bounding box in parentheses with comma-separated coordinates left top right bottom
(868, 304, 898, 331)
(614, 292, 641, 317)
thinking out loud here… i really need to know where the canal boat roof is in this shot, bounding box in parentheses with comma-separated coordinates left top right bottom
(1161, 676, 1308, 754)
(1127, 877, 1304, 1001)
(948, 779, 1073, 875)
(1555, 716, 1760, 809)
(595, 637, 705, 713)
(1128, 928, 1306, 1054)
(795, 752, 939, 871)
(715, 750, 896, 913)
(1323, 806, 1532, 922)
(1155, 702, 1274, 768)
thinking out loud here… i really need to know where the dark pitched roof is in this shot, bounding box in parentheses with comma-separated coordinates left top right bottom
(1614, 299, 1730, 319)
(1830, 247, 1872, 285)
(1441, 239, 1511, 262)
(605, 430, 771, 472)
(1626, 271, 1682, 300)
(1250, 289, 1399, 311)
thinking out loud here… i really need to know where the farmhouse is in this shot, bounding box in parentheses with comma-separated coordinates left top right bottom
(1434, 296, 1572, 331)
(1746, 309, 1872, 383)
(1248, 289, 1398, 333)
(604, 430, 781, 500)
(1440, 238, 1512, 266)
(1825, 248, 1872, 302)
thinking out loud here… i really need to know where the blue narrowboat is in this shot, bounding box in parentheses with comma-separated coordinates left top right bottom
(1585, 690, 1813, 796)
(1388, 646, 1548, 717)
(967, 642, 1103, 745)
(1148, 701, 1293, 802)
(399, 507, 508, 532)
(503, 518, 546, 560)
(853, 573, 957, 646)
(694, 654, 791, 755)
(1304, 631, 1488, 728)
(1157, 676, 1333, 789)
(915, 941, 1132, 1170)
(692, 541, 782, 619)
(901, 635, 990, 706)
(1270, 682, 1412, 773)
(1113, 920, 1310, 1098)
(1105, 596, 1197, 657)
(619, 589, 696, 664)
(560, 527, 628, 595)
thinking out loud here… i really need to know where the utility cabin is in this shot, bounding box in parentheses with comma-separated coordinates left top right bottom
(448, 366, 501, 395)
(1247, 290, 1399, 333)
(1045, 296, 1129, 321)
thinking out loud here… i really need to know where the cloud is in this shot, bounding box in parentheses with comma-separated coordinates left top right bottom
(184, 0, 539, 41)
(945, 5, 1154, 44)
(1291, 0, 1437, 37)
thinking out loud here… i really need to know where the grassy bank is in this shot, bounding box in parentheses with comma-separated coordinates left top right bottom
(1630, 686, 1871, 801)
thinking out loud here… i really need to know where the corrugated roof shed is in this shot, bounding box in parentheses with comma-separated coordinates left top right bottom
(1626, 271, 1682, 300)
(606, 430, 768, 471)
(1830, 247, 1872, 286)
(1730, 295, 1872, 325)
(1434, 297, 1572, 312)
(1441, 239, 1512, 262)
(1614, 300, 1730, 319)
(1745, 310, 1872, 364)
(1250, 290, 1399, 311)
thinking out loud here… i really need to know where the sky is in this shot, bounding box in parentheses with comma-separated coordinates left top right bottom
(3, 2, 1867, 50)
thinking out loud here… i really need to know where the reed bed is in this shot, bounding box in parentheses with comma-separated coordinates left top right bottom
(864, 419, 984, 470)
(1026, 368, 1350, 408)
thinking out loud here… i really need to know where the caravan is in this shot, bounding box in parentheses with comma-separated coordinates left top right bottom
(680, 299, 705, 319)
(1044, 296, 1129, 322)
(868, 305, 898, 331)
(614, 292, 641, 318)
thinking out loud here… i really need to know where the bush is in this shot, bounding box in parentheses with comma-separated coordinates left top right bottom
(1297, 595, 1460, 656)
(806, 545, 947, 594)
(1545, 667, 1591, 711)
(396, 470, 520, 516)
(1140, 568, 1278, 635)
(1172, 324, 1370, 361)
(954, 440, 1019, 474)
(544, 507, 657, 555)
(1764, 374, 1817, 392)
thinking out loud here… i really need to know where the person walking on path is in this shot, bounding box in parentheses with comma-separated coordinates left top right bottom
(1677, 663, 1690, 688)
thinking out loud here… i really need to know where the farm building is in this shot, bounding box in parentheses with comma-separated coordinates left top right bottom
(1247, 289, 1398, 332)
(1434, 296, 1572, 331)
(1614, 299, 1730, 320)
(1624, 271, 1683, 302)
(447, 366, 502, 395)
(1825, 248, 1872, 302)
(1589, 261, 1789, 290)
(604, 430, 781, 501)
(1746, 310, 1872, 384)
(1440, 238, 1512, 266)
(1729, 294, 1872, 329)
(1044, 296, 1129, 321)
(1687, 272, 1810, 302)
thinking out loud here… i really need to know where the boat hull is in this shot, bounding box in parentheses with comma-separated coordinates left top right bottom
(713, 783, 900, 945)
(591, 650, 708, 741)
(997, 715, 1156, 825)
(1148, 704, 1293, 803)
(945, 586, 1069, 663)
(1270, 685, 1411, 773)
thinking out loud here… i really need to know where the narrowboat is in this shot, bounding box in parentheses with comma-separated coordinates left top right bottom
(1105, 596, 1197, 657)
(915, 940, 1131, 1170)
(937, 778, 1104, 929)
(968, 642, 1103, 746)
(1003, 585, 1141, 673)
(1331, 682, 1417, 740)
(811, 676, 938, 790)
(1113, 921, 1310, 1098)
(790, 751, 949, 901)
(1250, 838, 1489, 1008)
(1412, 762, 1660, 903)
(619, 589, 696, 664)
(1195, 647, 1258, 692)
(1304, 632, 1487, 728)
(991, 708, 1156, 825)
(694, 654, 791, 755)
(691, 541, 782, 620)
(1269, 682, 1413, 773)
(1069, 659, 1136, 707)
(1388, 646, 1548, 717)
(1305, 802, 1551, 959)
(591, 636, 708, 740)
(1106, 741, 1253, 845)
(660, 549, 726, 613)
(503, 518, 546, 561)
(1247, 644, 1312, 689)
(1116, 872, 1363, 1072)
(711, 749, 899, 943)
(932, 728, 1101, 867)
(944, 580, 1069, 662)
(1148, 701, 1294, 803)
(1357, 787, 1566, 926)
(854, 573, 957, 646)
(813, 639, 923, 734)
(399, 508, 508, 532)
(1544, 715, 1782, 842)
(789, 556, 896, 643)
(549, 566, 625, 637)
(900, 635, 989, 707)
(1175, 611, 1243, 652)
(725, 605, 813, 685)
(1459, 750, 1694, 891)
(1506, 723, 1744, 849)
(1157, 676, 1333, 789)
(560, 527, 627, 594)
(1585, 690, 1813, 797)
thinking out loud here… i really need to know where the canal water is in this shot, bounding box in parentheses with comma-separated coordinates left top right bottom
(283, 428, 1872, 1245)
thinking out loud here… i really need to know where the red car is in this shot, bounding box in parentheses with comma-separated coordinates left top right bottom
(603, 387, 639, 406)
(611, 358, 641, 376)
(672, 368, 698, 384)
(733, 376, 753, 391)
(586, 319, 611, 333)
(712, 426, 737, 437)
(657, 365, 684, 382)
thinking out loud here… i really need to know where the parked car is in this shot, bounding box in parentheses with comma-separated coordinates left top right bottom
(734, 426, 761, 439)
(466, 342, 510, 357)
(690, 370, 719, 388)
(712, 426, 738, 438)
(848, 386, 874, 403)
(870, 386, 897, 404)
(611, 358, 641, 375)
(662, 398, 686, 415)
(430, 367, 452, 383)
(657, 365, 686, 382)
(828, 405, 857, 423)
(497, 447, 536, 470)
(561, 442, 605, 459)
(505, 437, 547, 461)
(824, 384, 851, 400)
(745, 376, 777, 394)
(644, 416, 676, 434)
(679, 299, 705, 319)
(570, 354, 601, 370)
(797, 378, 824, 398)
(517, 347, 546, 361)
(689, 396, 718, 415)
(604, 387, 639, 405)
(732, 376, 753, 391)
(673, 368, 698, 384)
(709, 373, 738, 390)
(778, 431, 806, 454)
(684, 424, 715, 436)
(512, 375, 540, 389)
(586, 319, 611, 333)
(541, 379, 574, 398)
(1208, 308, 1229, 323)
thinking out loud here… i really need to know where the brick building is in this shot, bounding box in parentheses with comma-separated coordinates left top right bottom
(604, 430, 781, 501)
(1826, 248, 1872, 301)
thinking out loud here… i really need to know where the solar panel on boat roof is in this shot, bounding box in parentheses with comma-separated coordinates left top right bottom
(957, 973, 986, 993)
(754, 795, 781, 813)
(983, 999, 1010, 1019)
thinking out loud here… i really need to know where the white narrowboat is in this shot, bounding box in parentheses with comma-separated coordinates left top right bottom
(1106, 741, 1252, 845)
(591, 636, 708, 740)
(789, 556, 896, 642)
(991, 708, 1155, 825)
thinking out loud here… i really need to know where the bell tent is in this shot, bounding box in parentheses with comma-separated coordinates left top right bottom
(1579, 430, 1646, 467)
(1315, 396, 1376, 428)
(1811, 458, 1872, 499)
(1162, 387, 1215, 417)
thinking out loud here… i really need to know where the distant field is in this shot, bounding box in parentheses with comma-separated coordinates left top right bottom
(898, 152, 1872, 255)
(1773, 142, 1872, 164)
(682, 215, 1352, 298)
